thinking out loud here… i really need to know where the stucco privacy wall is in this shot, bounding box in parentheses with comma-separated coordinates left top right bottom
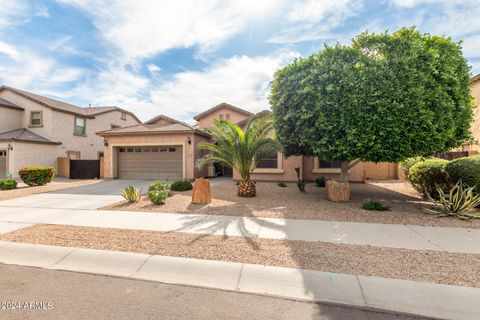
(303, 156, 364, 182)
(0, 142, 61, 177)
(196, 108, 250, 130)
(102, 133, 198, 180)
(0, 107, 22, 132)
(468, 80, 480, 151)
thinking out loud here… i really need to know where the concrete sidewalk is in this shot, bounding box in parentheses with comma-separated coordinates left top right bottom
(0, 208, 479, 254)
(0, 240, 477, 320)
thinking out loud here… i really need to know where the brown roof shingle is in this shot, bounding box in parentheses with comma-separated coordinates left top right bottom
(0, 128, 61, 145)
(193, 102, 253, 121)
(0, 97, 23, 111)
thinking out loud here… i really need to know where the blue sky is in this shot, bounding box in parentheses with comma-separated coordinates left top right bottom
(0, 0, 479, 122)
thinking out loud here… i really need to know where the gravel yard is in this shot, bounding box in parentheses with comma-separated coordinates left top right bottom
(101, 178, 480, 229)
(2, 224, 479, 288)
(0, 179, 103, 201)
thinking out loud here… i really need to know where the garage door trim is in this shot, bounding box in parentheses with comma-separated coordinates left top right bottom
(112, 142, 186, 180)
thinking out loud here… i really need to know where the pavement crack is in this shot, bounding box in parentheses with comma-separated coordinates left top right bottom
(405, 225, 445, 252)
(131, 255, 153, 277)
(235, 264, 245, 291)
(356, 275, 369, 308)
(48, 247, 78, 268)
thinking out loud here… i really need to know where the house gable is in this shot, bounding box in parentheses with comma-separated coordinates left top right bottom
(194, 103, 253, 130)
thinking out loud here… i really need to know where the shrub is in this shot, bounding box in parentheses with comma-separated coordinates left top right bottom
(18, 166, 55, 186)
(0, 179, 17, 190)
(362, 201, 391, 211)
(122, 185, 142, 203)
(400, 157, 429, 174)
(423, 181, 480, 220)
(277, 182, 287, 187)
(407, 159, 449, 197)
(148, 182, 170, 205)
(315, 176, 326, 188)
(170, 180, 193, 191)
(445, 155, 480, 189)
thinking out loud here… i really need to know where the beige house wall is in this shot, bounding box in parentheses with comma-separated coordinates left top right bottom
(302, 156, 365, 182)
(467, 80, 480, 151)
(196, 107, 250, 130)
(102, 133, 202, 180)
(0, 107, 22, 132)
(0, 141, 62, 177)
(0, 90, 140, 176)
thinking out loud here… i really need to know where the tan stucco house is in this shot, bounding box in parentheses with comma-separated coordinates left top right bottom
(0, 86, 141, 178)
(460, 74, 480, 152)
(99, 103, 398, 182)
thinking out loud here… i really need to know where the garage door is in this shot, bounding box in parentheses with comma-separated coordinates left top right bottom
(118, 146, 183, 180)
(0, 150, 6, 178)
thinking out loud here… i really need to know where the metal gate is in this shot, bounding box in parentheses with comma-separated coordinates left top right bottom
(70, 160, 100, 179)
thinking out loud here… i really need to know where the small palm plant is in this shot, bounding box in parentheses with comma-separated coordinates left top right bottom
(121, 185, 142, 203)
(197, 114, 279, 197)
(423, 181, 480, 220)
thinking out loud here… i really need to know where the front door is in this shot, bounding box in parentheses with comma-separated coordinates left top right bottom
(0, 150, 6, 178)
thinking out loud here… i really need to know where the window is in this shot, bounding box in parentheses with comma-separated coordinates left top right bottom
(151, 147, 159, 152)
(160, 147, 167, 152)
(74, 117, 86, 135)
(121, 112, 127, 120)
(318, 159, 342, 169)
(256, 151, 278, 169)
(225, 113, 230, 120)
(126, 148, 134, 152)
(168, 147, 176, 152)
(119, 148, 125, 152)
(30, 111, 42, 126)
(219, 114, 224, 120)
(134, 148, 141, 152)
(313, 157, 342, 173)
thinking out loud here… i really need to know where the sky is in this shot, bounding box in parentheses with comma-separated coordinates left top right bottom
(0, 0, 479, 122)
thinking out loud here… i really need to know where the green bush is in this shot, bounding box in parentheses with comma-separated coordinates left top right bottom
(122, 185, 142, 203)
(362, 201, 391, 211)
(400, 157, 429, 174)
(445, 155, 480, 189)
(408, 159, 449, 197)
(18, 166, 55, 186)
(315, 176, 326, 187)
(0, 179, 17, 190)
(148, 181, 170, 205)
(170, 180, 193, 191)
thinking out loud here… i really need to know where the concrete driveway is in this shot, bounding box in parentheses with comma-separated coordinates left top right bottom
(0, 179, 153, 210)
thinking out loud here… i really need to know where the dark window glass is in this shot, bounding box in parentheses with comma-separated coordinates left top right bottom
(257, 152, 278, 168)
(318, 159, 342, 168)
(74, 117, 86, 135)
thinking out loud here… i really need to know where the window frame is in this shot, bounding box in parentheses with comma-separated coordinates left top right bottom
(121, 112, 127, 120)
(29, 111, 43, 127)
(73, 116, 87, 136)
(312, 157, 342, 173)
(252, 152, 284, 174)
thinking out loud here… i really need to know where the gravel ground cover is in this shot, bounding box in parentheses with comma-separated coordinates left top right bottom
(2, 224, 479, 288)
(100, 179, 480, 229)
(0, 179, 103, 201)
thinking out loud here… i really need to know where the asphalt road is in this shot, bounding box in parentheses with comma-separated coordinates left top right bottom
(0, 264, 423, 320)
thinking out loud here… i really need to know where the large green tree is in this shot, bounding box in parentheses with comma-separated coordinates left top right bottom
(270, 27, 473, 182)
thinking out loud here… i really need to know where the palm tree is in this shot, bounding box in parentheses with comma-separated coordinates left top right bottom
(197, 114, 279, 197)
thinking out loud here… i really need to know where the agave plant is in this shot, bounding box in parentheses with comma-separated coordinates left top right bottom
(121, 185, 142, 203)
(197, 114, 279, 197)
(423, 181, 480, 220)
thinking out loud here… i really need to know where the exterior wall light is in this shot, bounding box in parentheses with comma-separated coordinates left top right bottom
(7, 144, 13, 151)
(187, 136, 192, 145)
(103, 138, 108, 147)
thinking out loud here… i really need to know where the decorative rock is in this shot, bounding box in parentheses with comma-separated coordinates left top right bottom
(325, 180, 350, 202)
(191, 179, 212, 204)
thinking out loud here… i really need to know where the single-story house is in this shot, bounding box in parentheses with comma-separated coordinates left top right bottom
(98, 103, 399, 182)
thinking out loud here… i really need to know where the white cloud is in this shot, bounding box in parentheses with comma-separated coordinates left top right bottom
(269, 0, 363, 43)
(0, 41, 21, 61)
(0, 0, 29, 29)
(57, 0, 281, 62)
(147, 64, 161, 74)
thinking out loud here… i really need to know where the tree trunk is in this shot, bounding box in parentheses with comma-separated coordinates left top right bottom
(238, 180, 256, 197)
(340, 161, 349, 182)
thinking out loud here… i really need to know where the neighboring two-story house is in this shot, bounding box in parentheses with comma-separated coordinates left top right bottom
(99, 102, 398, 181)
(0, 86, 141, 178)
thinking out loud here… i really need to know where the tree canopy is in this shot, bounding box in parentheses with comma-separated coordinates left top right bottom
(270, 28, 473, 166)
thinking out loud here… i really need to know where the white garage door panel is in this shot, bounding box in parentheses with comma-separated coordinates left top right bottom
(118, 146, 183, 180)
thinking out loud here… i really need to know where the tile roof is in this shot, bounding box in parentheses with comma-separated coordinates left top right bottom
(97, 120, 210, 138)
(0, 87, 141, 122)
(0, 97, 23, 111)
(193, 102, 253, 121)
(236, 109, 272, 126)
(472, 74, 480, 82)
(0, 128, 61, 145)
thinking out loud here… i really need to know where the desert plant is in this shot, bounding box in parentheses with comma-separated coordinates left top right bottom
(408, 159, 449, 197)
(445, 155, 480, 189)
(277, 182, 287, 187)
(362, 201, 391, 211)
(148, 182, 170, 205)
(315, 176, 326, 188)
(197, 114, 279, 197)
(170, 180, 193, 191)
(18, 166, 55, 186)
(122, 185, 142, 203)
(0, 179, 17, 190)
(423, 181, 480, 220)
